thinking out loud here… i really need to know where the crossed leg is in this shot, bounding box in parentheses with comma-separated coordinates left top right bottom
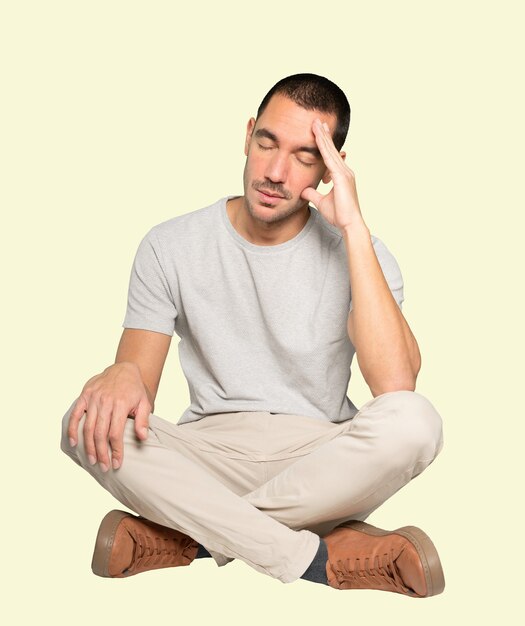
(246, 391, 444, 535)
(60, 390, 443, 583)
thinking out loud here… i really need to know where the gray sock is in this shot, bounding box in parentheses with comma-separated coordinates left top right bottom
(299, 537, 329, 585)
(197, 538, 329, 584)
(195, 544, 213, 559)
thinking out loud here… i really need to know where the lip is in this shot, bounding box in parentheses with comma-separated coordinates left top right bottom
(257, 190, 284, 203)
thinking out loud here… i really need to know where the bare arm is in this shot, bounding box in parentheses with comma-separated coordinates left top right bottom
(344, 225, 421, 396)
(114, 328, 172, 412)
(67, 329, 172, 472)
(301, 117, 421, 397)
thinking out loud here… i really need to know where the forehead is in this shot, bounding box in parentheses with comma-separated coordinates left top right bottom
(255, 94, 336, 144)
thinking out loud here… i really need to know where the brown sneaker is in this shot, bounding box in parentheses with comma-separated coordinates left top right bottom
(91, 510, 199, 578)
(324, 520, 445, 597)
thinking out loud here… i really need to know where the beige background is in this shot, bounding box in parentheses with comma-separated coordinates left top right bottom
(1, 0, 523, 623)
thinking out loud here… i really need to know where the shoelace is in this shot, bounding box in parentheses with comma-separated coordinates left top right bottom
(127, 528, 196, 571)
(333, 549, 412, 594)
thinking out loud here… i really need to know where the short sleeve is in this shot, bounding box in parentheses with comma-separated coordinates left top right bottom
(349, 235, 404, 313)
(122, 228, 178, 336)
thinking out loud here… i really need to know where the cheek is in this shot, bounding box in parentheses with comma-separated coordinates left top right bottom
(291, 168, 322, 193)
(245, 151, 266, 175)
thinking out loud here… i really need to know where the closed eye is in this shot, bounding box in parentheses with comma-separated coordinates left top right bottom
(257, 142, 316, 167)
(297, 156, 316, 167)
(296, 150, 319, 167)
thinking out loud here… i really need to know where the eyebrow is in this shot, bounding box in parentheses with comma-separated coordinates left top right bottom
(255, 128, 321, 159)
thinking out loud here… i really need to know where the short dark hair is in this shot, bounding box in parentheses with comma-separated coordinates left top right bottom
(256, 73, 351, 151)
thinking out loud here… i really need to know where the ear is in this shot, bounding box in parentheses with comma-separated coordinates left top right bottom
(244, 117, 256, 156)
(321, 150, 346, 184)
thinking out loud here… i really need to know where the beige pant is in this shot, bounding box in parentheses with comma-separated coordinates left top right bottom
(60, 390, 444, 584)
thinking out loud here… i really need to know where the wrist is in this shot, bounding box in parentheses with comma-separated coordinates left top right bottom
(113, 360, 140, 370)
(110, 361, 142, 378)
(341, 218, 370, 242)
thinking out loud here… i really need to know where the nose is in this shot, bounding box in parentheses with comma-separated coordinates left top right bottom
(264, 151, 288, 184)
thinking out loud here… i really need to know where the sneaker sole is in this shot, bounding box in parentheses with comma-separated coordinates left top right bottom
(338, 520, 445, 597)
(91, 509, 134, 578)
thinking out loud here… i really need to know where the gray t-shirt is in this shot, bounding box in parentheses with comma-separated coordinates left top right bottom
(123, 195, 404, 424)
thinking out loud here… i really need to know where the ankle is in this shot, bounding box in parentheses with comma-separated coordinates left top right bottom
(195, 544, 213, 559)
(299, 537, 329, 585)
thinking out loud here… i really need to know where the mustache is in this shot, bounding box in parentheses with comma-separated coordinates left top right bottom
(252, 181, 291, 200)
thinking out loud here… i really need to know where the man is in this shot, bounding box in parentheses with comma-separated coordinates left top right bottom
(61, 73, 444, 597)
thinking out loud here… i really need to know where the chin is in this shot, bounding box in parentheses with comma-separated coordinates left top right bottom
(251, 203, 281, 222)
(249, 196, 305, 225)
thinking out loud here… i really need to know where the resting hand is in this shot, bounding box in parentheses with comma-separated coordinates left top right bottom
(67, 361, 151, 472)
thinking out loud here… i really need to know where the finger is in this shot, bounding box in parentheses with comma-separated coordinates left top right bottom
(93, 399, 113, 472)
(313, 119, 342, 165)
(82, 398, 99, 467)
(134, 398, 151, 441)
(67, 396, 86, 447)
(312, 119, 347, 174)
(301, 186, 324, 208)
(108, 400, 130, 470)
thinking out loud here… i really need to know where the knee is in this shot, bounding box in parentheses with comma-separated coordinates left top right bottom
(365, 390, 443, 465)
(386, 390, 444, 461)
